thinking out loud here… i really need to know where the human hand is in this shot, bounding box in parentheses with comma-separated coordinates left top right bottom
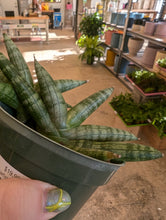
(0, 178, 71, 220)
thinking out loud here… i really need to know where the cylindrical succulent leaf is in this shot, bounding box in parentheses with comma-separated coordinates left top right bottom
(67, 140, 163, 162)
(34, 58, 67, 129)
(60, 124, 138, 141)
(3, 33, 33, 86)
(66, 87, 114, 128)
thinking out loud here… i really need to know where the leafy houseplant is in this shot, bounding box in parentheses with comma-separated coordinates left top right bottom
(110, 93, 166, 137)
(157, 57, 166, 69)
(79, 12, 104, 37)
(127, 70, 166, 93)
(76, 35, 104, 65)
(110, 93, 149, 126)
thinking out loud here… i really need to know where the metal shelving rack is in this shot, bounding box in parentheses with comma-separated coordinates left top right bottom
(101, 0, 166, 91)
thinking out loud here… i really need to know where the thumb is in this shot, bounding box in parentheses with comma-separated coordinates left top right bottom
(0, 178, 71, 220)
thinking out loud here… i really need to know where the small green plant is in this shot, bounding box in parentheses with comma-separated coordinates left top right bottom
(157, 57, 166, 68)
(79, 12, 104, 37)
(76, 35, 104, 65)
(104, 27, 115, 33)
(110, 93, 149, 125)
(128, 70, 166, 93)
(110, 93, 166, 137)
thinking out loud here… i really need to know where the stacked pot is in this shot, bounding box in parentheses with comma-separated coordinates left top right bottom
(143, 21, 166, 38)
(154, 22, 166, 38)
(141, 43, 164, 67)
(144, 22, 158, 35)
(127, 37, 144, 56)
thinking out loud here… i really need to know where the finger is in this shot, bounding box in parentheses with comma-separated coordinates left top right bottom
(0, 178, 71, 220)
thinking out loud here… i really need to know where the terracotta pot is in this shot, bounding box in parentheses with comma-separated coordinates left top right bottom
(128, 37, 144, 56)
(154, 22, 166, 38)
(144, 22, 158, 35)
(104, 30, 117, 45)
(142, 46, 158, 67)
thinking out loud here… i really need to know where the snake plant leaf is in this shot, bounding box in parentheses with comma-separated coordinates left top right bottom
(0, 53, 60, 138)
(34, 79, 88, 94)
(3, 33, 33, 86)
(0, 82, 19, 109)
(60, 124, 138, 141)
(0, 68, 9, 83)
(66, 87, 114, 128)
(67, 146, 121, 162)
(66, 140, 163, 162)
(34, 58, 67, 129)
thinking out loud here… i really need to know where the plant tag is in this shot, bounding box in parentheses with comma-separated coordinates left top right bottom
(0, 155, 28, 179)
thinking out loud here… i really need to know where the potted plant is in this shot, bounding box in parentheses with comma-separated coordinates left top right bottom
(0, 34, 163, 220)
(110, 93, 149, 126)
(157, 57, 166, 68)
(151, 98, 166, 138)
(79, 12, 104, 37)
(104, 27, 116, 45)
(127, 70, 166, 95)
(76, 35, 104, 65)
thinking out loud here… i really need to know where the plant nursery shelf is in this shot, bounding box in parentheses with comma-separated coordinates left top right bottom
(110, 104, 149, 127)
(100, 42, 120, 54)
(122, 53, 156, 73)
(104, 22, 125, 31)
(99, 61, 133, 91)
(127, 29, 166, 48)
(126, 75, 166, 97)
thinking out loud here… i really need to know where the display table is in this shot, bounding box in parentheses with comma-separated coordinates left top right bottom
(0, 16, 49, 42)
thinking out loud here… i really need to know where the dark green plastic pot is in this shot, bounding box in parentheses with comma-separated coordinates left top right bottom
(0, 107, 124, 220)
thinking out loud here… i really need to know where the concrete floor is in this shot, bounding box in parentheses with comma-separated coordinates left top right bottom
(0, 29, 166, 220)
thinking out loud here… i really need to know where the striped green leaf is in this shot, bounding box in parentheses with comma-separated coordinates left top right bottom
(68, 147, 121, 162)
(0, 69, 9, 83)
(0, 53, 60, 138)
(34, 79, 88, 94)
(60, 124, 138, 141)
(67, 140, 163, 162)
(0, 82, 19, 109)
(34, 58, 67, 129)
(66, 87, 114, 128)
(3, 33, 33, 86)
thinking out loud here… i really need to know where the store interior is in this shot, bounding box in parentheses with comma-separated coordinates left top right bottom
(0, 0, 166, 220)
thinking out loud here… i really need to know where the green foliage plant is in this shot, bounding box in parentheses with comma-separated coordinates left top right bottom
(110, 93, 149, 125)
(110, 93, 166, 137)
(128, 70, 166, 93)
(157, 57, 166, 69)
(79, 12, 104, 37)
(76, 35, 104, 64)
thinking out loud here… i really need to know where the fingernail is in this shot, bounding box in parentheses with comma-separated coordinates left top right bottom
(45, 188, 71, 213)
